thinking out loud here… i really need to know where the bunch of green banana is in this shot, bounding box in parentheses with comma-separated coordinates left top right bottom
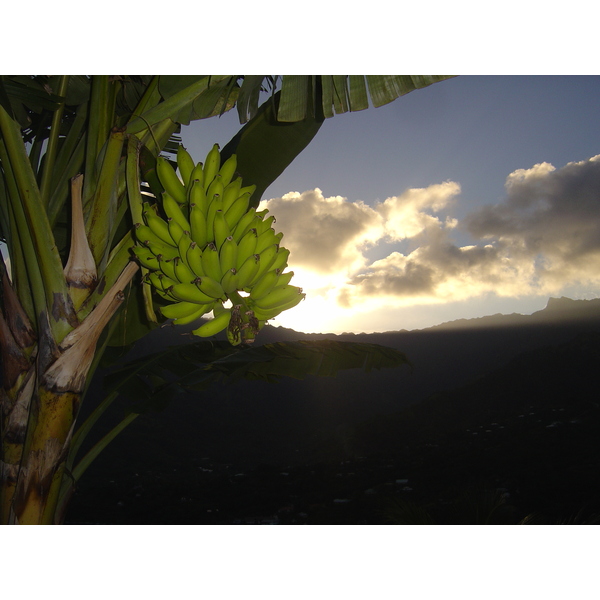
(131, 143, 304, 345)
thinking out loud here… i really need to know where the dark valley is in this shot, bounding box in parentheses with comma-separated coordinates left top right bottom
(65, 296, 600, 524)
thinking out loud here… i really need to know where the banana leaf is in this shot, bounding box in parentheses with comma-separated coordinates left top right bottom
(103, 339, 411, 414)
(220, 89, 324, 207)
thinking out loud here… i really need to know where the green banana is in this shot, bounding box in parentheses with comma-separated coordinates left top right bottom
(143, 211, 174, 246)
(275, 270, 294, 287)
(205, 195, 223, 245)
(192, 307, 231, 338)
(206, 174, 224, 202)
(174, 256, 197, 284)
(213, 210, 231, 250)
(231, 208, 258, 242)
(220, 268, 238, 294)
(270, 247, 290, 272)
(189, 163, 204, 190)
(177, 231, 193, 264)
(157, 156, 187, 204)
(236, 253, 260, 290)
(167, 218, 186, 246)
(252, 284, 304, 310)
(249, 292, 304, 321)
(219, 236, 238, 274)
(202, 143, 221, 190)
(186, 242, 205, 278)
(236, 228, 258, 268)
(149, 271, 178, 294)
(177, 145, 196, 188)
(157, 255, 178, 281)
(249, 268, 280, 301)
(224, 192, 251, 229)
(161, 300, 207, 320)
(170, 282, 217, 305)
(132, 245, 159, 270)
(255, 215, 276, 236)
(222, 177, 243, 211)
(163, 192, 191, 232)
(218, 154, 237, 188)
(190, 179, 209, 215)
(249, 244, 279, 285)
(239, 183, 257, 202)
(145, 240, 180, 261)
(196, 276, 225, 300)
(255, 228, 279, 255)
(190, 203, 208, 249)
(201, 242, 222, 282)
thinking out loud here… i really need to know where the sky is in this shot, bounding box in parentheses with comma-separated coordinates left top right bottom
(180, 75, 600, 334)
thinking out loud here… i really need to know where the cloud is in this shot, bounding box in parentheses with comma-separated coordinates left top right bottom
(263, 155, 600, 329)
(464, 155, 600, 291)
(259, 189, 381, 277)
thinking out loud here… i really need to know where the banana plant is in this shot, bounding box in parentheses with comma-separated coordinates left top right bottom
(0, 75, 450, 524)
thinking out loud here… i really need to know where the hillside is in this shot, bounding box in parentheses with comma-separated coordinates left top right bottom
(64, 297, 600, 524)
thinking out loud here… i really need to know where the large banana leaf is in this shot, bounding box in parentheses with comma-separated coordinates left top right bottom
(236, 75, 455, 123)
(220, 89, 324, 208)
(103, 339, 411, 413)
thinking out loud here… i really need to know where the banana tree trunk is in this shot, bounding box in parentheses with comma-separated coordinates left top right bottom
(0, 260, 138, 524)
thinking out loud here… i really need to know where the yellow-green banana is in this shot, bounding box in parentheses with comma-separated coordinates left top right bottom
(189, 163, 204, 191)
(232, 208, 258, 242)
(167, 218, 186, 246)
(202, 143, 221, 191)
(177, 145, 196, 188)
(161, 300, 207, 321)
(143, 211, 173, 246)
(213, 210, 231, 250)
(205, 195, 223, 245)
(249, 268, 280, 301)
(170, 282, 216, 305)
(192, 307, 231, 338)
(219, 236, 238, 274)
(222, 177, 243, 211)
(201, 242, 222, 282)
(236, 229, 258, 268)
(236, 253, 260, 290)
(249, 244, 279, 285)
(186, 242, 205, 278)
(174, 256, 197, 284)
(218, 154, 237, 188)
(206, 174, 224, 202)
(145, 240, 180, 261)
(132, 245, 159, 269)
(157, 156, 187, 204)
(224, 192, 251, 229)
(255, 228, 279, 255)
(157, 255, 178, 281)
(190, 203, 208, 248)
(196, 276, 225, 300)
(190, 179, 209, 215)
(252, 284, 304, 310)
(163, 192, 191, 232)
(220, 268, 238, 294)
(270, 247, 290, 272)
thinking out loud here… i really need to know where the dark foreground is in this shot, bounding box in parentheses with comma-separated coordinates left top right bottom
(65, 302, 600, 525)
(66, 335, 600, 525)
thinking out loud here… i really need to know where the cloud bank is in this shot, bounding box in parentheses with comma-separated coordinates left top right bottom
(261, 155, 600, 327)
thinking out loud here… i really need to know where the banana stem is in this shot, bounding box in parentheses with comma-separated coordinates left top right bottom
(0, 104, 76, 342)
